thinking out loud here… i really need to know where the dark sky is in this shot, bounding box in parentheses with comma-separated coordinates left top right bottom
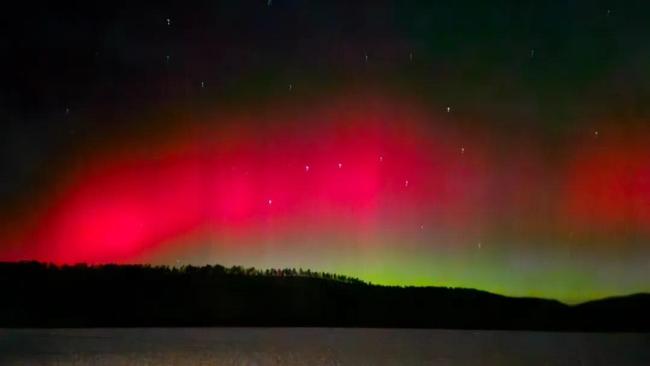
(2, 1, 650, 302)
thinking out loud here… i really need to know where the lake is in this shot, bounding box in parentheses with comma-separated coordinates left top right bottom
(1, 328, 649, 365)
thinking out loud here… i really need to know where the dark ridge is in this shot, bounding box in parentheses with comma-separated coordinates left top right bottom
(0, 261, 647, 331)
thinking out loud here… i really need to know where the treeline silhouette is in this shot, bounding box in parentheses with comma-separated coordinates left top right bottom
(1, 261, 648, 331)
(179, 264, 368, 285)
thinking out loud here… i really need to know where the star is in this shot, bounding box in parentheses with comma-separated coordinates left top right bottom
(338, 162, 343, 169)
(446, 106, 451, 113)
(305, 165, 310, 172)
(268, 199, 273, 206)
(166, 18, 171, 26)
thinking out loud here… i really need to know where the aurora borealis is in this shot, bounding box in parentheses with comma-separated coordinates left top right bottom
(3, 1, 650, 303)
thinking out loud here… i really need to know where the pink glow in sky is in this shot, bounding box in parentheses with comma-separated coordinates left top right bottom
(0, 97, 497, 263)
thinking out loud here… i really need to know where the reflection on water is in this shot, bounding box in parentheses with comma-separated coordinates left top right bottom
(1, 328, 649, 365)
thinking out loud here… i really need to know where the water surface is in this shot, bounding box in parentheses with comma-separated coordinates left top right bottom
(1, 328, 649, 365)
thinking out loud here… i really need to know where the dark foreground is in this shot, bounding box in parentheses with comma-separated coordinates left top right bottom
(1, 262, 649, 331)
(1, 328, 649, 365)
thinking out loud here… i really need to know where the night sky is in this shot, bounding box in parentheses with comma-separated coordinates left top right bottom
(2, 1, 650, 303)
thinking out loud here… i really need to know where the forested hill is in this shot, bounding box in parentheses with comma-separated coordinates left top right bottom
(1, 262, 648, 331)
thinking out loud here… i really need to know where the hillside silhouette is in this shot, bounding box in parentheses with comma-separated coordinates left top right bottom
(1, 261, 648, 331)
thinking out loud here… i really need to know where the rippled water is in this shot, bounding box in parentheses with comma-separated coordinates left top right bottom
(1, 328, 649, 365)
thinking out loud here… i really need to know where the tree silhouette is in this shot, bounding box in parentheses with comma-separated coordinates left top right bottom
(0, 261, 648, 331)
